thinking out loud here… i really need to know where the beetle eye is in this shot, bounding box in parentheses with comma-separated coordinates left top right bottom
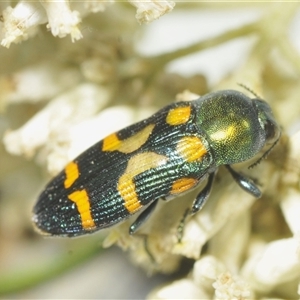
(263, 118, 281, 146)
(253, 99, 281, 145)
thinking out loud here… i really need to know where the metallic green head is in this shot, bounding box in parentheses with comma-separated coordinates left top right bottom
(195, 90, 280, 166)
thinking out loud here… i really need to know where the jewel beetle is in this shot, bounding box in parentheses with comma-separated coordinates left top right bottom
(32, 90, 281, 237)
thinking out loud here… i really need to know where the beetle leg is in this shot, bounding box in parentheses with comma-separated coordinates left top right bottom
(191, 172, 216, 214)
(129, 199, 159, 235)
(143, 235, 156, 264)
(176, 208, 190, 242)
(225, 165, 261, 198)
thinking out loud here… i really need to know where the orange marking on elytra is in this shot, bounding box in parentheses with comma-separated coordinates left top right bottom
(176, 136, 207, 162)
(102, 133, 121, 152)
(68, 190, 96, 230)
(64, 161, 79, 189)
(166, 106, 191, 126)
(118, 152, 168, 214)
(171, 178, 198, 194)
(102, 124, 155, 154)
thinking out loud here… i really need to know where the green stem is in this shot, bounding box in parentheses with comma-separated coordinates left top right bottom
(0, 241, 102, 295)
(277, 36, 300, 75)
(119, 22, 259, 80)
(151, 22, 259, 68)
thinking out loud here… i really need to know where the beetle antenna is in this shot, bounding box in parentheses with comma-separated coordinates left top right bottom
(237, 83, 261, 99)
(248, 135, 280, 169)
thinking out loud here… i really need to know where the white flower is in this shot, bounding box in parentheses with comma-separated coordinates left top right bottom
(0, 61, 81, 109)
(280, 130, 300, 235)
(213, 272, 251, 300)
(242, 238, 300, 294)
(148, 278, 210, 299)
(1, 1, 47, 48)
(40, 0, 82, 41)
(128, 0, 175, 24)
(82, 0, 114, 13)
(0, 0, 173, 47)
(3, 83, 111, 172)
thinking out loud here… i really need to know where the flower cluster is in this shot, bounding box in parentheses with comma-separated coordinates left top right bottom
(0, 0, 175, 48)
(1, 2, 300, 299)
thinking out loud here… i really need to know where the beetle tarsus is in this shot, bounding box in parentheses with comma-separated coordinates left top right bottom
(191, 172, 216, 214)
(129, 199, 159, 235)
(225, 165, 261, 198)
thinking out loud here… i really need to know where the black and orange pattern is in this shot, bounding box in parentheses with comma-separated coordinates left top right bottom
(33, 90, 281, 237)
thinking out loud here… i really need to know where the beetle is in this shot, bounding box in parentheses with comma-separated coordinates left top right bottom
(32, 90, 281, 237)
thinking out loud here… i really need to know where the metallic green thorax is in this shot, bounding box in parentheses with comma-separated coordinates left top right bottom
(195, 90, 279, 166)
